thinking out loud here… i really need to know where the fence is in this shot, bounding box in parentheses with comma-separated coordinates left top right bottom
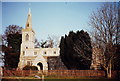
(0, 67, 3, 80)
(3, 70, 105, 77)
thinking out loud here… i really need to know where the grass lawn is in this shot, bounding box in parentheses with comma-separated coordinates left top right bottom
(1, 76, 117, 81)
(1, 79, 117, 81)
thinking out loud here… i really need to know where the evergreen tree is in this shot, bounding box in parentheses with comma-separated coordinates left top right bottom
(60, 30, 92, 70)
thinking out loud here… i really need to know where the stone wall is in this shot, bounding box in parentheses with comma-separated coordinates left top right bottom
(48, 56, 67, 70)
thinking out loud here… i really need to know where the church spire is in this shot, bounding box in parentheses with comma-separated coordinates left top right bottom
(26, 8, 32, 29)
(28, 8, 31, 15)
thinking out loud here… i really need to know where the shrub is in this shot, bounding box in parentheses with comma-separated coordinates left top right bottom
(23, 65, 38, 70)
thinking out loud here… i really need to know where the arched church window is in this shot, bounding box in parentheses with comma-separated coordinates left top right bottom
(27, 23, 29, 27)
(23, 51, 25, 55)
(26, 34, 29, 41)
(54, 51, 56, 54)
(44, 51, 47, 54)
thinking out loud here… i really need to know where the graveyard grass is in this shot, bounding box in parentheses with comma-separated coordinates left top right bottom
(2, 76, 117, 81)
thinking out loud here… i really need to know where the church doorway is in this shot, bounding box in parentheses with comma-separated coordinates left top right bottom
(37, 62, 43, 70)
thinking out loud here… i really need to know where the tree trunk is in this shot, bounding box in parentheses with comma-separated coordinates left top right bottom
(107, 60, 112, 78)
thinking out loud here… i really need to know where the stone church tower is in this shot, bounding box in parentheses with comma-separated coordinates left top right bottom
(18, 9, 60, 70)
(21, 8, 35, 57)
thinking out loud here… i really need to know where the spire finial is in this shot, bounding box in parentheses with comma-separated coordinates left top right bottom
(28, 8, 31, 15)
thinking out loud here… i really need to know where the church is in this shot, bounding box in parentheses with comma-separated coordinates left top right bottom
(18, 8, 101, 71)
(18, 9, 60, 70)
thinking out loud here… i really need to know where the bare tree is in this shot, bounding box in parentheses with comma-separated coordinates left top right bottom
(89, 3, 119, 78)
(2, 25, 22, 46)
(5, 25, 22, 36)
(34, 38, 40, 48)
(47, 35, 54, 48)
(47, 35, 60, 48)
(39, 35, 60, 48)
(1, 25, 22, 69)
